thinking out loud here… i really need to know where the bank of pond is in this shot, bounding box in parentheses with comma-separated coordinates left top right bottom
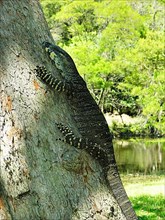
(113, 138, 165, 219)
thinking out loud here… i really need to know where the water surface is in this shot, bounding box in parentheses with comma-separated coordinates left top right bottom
(113, 138, 165, 175)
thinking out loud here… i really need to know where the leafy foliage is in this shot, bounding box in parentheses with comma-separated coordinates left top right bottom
(40, 0, 165, 136)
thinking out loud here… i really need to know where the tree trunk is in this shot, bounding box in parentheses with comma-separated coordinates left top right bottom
(0, 1, 127, 219)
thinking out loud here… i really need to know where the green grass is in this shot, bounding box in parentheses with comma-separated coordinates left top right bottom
(122, 175, 165, 196)
(131, 195, 165, 220)
(121, 175, 165, 219)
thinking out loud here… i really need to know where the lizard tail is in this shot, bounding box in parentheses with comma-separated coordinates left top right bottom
(106, 157, 138, 220)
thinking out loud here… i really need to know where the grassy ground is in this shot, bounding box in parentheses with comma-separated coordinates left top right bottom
(121, 175, 165, 219)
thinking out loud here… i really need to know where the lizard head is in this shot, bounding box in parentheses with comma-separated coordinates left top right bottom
(42, 41, 83, 84)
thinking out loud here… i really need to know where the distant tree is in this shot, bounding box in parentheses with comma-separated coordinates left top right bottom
(40, 0, 165, 134)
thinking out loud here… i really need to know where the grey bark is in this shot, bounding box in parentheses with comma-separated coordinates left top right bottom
(0, 1, 127, 219)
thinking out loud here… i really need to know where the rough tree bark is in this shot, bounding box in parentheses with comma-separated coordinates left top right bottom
(1, 1, 128, 219)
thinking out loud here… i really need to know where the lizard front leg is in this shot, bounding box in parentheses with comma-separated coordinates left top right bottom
(34, 65, 73, 94)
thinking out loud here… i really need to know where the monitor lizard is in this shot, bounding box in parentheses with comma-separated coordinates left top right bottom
(34, 41, 138, 220)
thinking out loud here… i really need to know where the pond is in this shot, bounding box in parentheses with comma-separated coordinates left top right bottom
(113, 138, 165, 175)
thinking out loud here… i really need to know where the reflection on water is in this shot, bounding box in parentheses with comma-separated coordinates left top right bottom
(113, 138, 165, 175)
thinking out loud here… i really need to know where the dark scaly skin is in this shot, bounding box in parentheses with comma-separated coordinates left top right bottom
(34, 41, 138, 220)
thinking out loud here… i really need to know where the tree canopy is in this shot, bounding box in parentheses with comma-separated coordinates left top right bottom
(40, 0, 165, 136)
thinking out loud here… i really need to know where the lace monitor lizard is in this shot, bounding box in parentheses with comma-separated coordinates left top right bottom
(34, 41, 138, 220)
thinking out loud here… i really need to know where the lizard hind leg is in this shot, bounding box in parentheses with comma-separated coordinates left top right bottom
(55, 123, 83, 148)
(55, 123, 110, 168)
